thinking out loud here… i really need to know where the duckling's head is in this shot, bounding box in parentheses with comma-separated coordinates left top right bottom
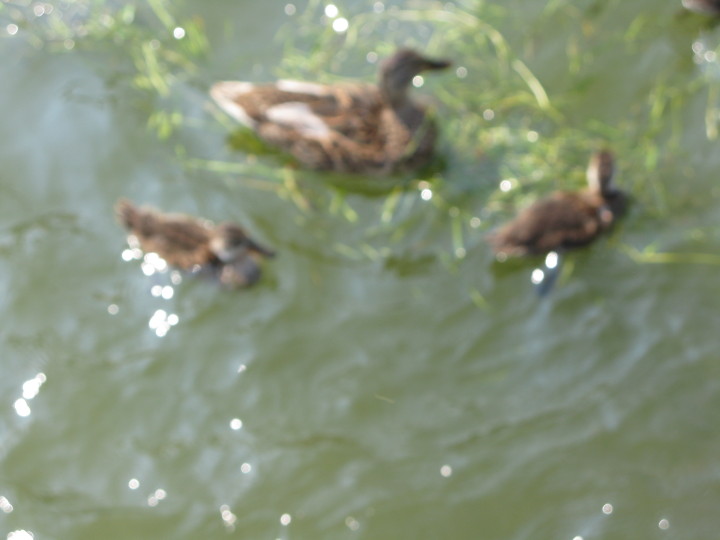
(586, 150, 618, 196)
(212, 223, 275, 262)
(379, 48, 451, 105)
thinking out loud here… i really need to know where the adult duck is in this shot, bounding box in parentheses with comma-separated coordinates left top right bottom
(116, 199, 275, 288)
(489, 151, 626, 258)
(210, 48, 451, 175)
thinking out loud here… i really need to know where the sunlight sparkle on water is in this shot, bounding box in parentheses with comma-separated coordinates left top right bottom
(220, 504, 238, 527)
(128, 478, 140, 490)
(440, 465, 453, 477)
(373, 2, 385, 13)
(602, 503, 613, 515)
(545, 251, 559, 269)
(324, 4, 339, 18)
(499, 179, 515, 192)
(573, 536, 583, 540)
(107, 304, 119, 315)
(147, 488, 166, 507)
(332, 17, 349, 33)
(412, 75, 424, 88)
(366, 51, 378, 63)
(240, 463, 252, 474)
(141, 252, 168, 276)
(149, 309, 179, 337)
(483, 109, 495, 121)
(6, 24, 18, 36)
(284, 4, 296, 16)
(173, 26, 185, 39)
(22, 373, 46, 400)
(531, 269, 545, 285)
(345, 516, 360, 531)
(456, 66, 468, 78)
(0, 496, 13, 513)
(659, 519, 670, 530)
(7, 531, 33, 540)
(230, 418, 243, 430)
(418, 182, 433, 201)
(470, 217, 482, 228)
(280, 513, 292, 526)
(13, 399, 30, 417)
(122, 247, 142, 261)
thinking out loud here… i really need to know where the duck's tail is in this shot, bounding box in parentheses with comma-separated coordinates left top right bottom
(115, 198, 140, 230)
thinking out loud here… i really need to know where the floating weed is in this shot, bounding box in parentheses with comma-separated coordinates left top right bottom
(622, 245, 720, 266)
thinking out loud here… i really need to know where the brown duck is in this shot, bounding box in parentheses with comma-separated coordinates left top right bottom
(682, 0, 720, 14)
(489, 151, 626, 258)
(210, 48, 451, 175)
(116, 199, 275, 288)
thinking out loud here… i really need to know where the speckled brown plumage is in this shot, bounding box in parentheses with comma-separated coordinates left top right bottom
(115, 199, 274, 288)
(210, 48, 451, 175)
(489, 151, 626, 257)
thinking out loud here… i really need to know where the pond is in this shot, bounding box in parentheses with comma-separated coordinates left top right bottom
(1, 0, 719, 538)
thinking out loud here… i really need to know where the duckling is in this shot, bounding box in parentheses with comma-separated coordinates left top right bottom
(210, 48, 451, 175)
(489, 151, 626, 258)
(115, 199, 274, 288)
(682, 0, 720, 15)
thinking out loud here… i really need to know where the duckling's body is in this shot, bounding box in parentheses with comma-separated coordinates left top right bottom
(489, 151, 626, 257)
(116, 199, 274, 287)
(210, 49, 451, 175)
(682, 0, 720, 15)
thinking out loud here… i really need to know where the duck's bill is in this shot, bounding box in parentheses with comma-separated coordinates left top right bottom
(423, 58, 452, 71)
(247, 239, 276, 258)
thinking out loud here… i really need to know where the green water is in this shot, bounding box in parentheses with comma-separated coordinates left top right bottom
(1, 1, 720, 539)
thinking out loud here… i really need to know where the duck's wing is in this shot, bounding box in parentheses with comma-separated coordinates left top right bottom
(115, 199, 215, 269)
(490, 193, 603, 256)
(211, 80, 384, 143)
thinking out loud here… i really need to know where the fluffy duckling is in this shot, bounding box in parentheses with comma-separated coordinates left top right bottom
(489, 151, 626, 258)
(116, 199, 274, 288)
(210, 48, 451, 175)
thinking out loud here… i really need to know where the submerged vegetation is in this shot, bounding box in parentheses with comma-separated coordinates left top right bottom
(2, 0, 719, 267)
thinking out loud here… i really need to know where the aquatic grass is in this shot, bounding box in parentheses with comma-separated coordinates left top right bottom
(7, 0, 710, 266)
(622, 244, 720, 266)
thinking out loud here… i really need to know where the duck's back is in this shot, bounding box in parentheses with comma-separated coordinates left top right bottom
(211, 80, 434, 174)
(490, 192, 606, 256)
(116, 200, 215, 269)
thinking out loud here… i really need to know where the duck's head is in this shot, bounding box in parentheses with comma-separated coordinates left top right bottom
(586, 150, 618, 197)
(212, 223, 276, 262)
(379, 48, 451, 105)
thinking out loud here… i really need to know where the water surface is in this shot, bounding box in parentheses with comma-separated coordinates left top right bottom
(1, 1, 719, 539)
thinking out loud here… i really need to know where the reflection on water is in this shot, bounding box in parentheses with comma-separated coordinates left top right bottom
(0, 496, 13, 514)
(220, 504, 238, 530)
(1, 0, 719, 539)
(7, 531, 34, 540)
(147, 488, 167, 508)
(121, 242, 183, 337)
(12, 373, 47, 418)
